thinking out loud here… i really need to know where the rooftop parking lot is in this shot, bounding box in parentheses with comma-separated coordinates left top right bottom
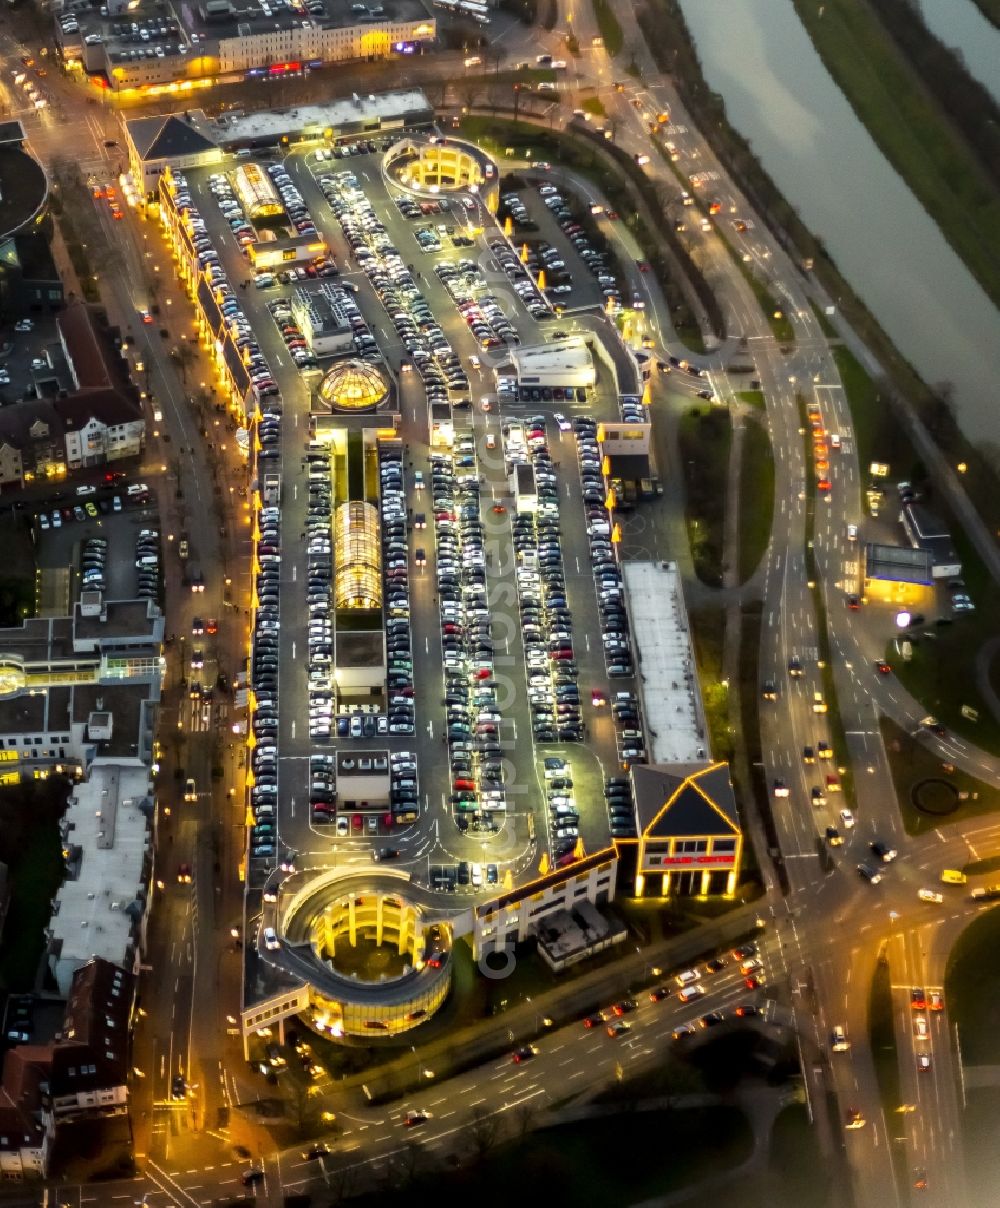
(173, 137, 650, 901)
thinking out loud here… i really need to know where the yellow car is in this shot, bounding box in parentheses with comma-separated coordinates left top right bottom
(940, 869, 967, 886)
(812, 693, 828, 713)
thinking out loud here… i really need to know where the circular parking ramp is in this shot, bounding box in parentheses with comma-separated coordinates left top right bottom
(384, 135, 499, 212)
(260, 869, 457, 1039)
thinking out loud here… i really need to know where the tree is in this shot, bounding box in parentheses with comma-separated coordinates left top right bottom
(287, 1081, 321, 1139)
(171, 341, 197, 385)
(467, 1104, 500, 1163)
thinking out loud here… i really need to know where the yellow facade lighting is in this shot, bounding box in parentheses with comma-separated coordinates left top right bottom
(504, 215, 513, 237)
(538, 268, 546, 291)
(601, 454, 611, 477)
(538, 851, 550, 876)
(605, 489, 617, 510)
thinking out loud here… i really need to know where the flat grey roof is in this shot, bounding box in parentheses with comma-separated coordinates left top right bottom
(622, 561, 709, 765)
(864, 543, 933, 585)
(191, 90, 432, 148)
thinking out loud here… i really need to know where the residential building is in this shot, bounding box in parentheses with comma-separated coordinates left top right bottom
(0, 959, 135, 1178)
(0, 301, 144, 491)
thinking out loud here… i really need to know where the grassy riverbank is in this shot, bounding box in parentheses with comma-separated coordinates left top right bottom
(790, 0, 1000, 314)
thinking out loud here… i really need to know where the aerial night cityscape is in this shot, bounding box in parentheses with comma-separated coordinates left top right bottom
(0, 0, 997, 1203)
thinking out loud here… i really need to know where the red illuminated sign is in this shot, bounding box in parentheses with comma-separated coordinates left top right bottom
(269, 61, 302, 74)
(654, 855, 735, 867)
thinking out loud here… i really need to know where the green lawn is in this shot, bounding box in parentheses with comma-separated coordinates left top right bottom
(946, 905, 1000, 1067)
(581, 95, 605, 117)
(738, 418, 774, 581)
(887, 601, 1000, 757)
(809, 300, 839, 339)
(869, 960, 908, 1195)
(880, 718, 1000, 836)
(945, 907, 1000, 1203)
(736, 389, 765, 409)
(831, 345, 905, 477)
(791, 0, 1000, 314)
(346, 1107, 752, 1206)
(678, 407, 731, 586)
(690, 605, 733, 763)
(969, 0, 1000, 25)
(590, 0, 623, 55)
(767, 1104, 835, 1207)
(962, 1088, 1000, 1208)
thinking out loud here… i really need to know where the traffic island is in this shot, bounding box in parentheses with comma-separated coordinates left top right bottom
(880, 718, 1000, 836)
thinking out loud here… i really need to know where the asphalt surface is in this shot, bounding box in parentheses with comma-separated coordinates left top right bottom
(5, 8, 1000, 1207)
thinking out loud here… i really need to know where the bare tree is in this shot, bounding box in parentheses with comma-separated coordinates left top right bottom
(467, 1104, 500, 1163)
(513, 1099, 539, 1142)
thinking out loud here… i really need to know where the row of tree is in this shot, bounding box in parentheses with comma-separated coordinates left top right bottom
(872, 0, 1000, 189)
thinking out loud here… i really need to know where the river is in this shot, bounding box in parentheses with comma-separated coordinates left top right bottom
(679, 0, 1000, 447)
(918, 0, 1000, 107)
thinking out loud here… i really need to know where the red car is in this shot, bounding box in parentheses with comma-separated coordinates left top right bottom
(453, 778, 476, 791)
(876, 660, 891, 674)
(817, 478, 832, 492)
(583, 1013, 606, 1029)
(745, 975, 762, 990)
(351, 814, 363, 832)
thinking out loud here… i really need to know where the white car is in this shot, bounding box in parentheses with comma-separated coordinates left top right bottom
(263, 927, 280, 951)
(918, 889, 944, 904)
(675, 968, 701, 987)
(839, 809, 855, 829)
(678, 983, 706, 1003)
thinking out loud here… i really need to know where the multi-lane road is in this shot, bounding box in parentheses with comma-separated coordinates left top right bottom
(6, 8, 1000, 1205)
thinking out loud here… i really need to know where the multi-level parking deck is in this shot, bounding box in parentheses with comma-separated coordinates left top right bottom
(158, 129, 659, 1037)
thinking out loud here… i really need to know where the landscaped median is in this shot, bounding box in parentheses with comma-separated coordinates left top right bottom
(738, 417, 774, 582)
(946, 903, 1000, 1204)
(679, 406, 731, 587)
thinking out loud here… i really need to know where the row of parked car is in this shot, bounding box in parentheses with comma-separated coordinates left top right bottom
(308, 753, 337, 828)
(265, 161, 319, 240)
(486, 235, 552, 321)
(79, 535, 110, 597)
(432, 443, 504, 837)
(266, 297, 321, 375)
(573, 418, 635, 684)
(322, 171, 465, 397)
(302, 446, 335, 746)
(435, 260, 520, 351)
(250, 414, 284, 862)
(133, 529, 160, 603)
(605, 775, 637, 840)
(379, 447, 415, 738)
(535, 183, 623, 306)
(172, 172, 278, 403)
(511, 419, 585, 751)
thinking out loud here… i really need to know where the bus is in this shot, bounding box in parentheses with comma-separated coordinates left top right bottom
(233, 163, 283, 221)
(458, 0, 490, 20)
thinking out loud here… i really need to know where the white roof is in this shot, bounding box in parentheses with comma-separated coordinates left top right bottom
(195, 90, 431, 146)
(621, 561, 709, 765)
(510, 339, 595, 382)
(50, 762, 150, 992)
